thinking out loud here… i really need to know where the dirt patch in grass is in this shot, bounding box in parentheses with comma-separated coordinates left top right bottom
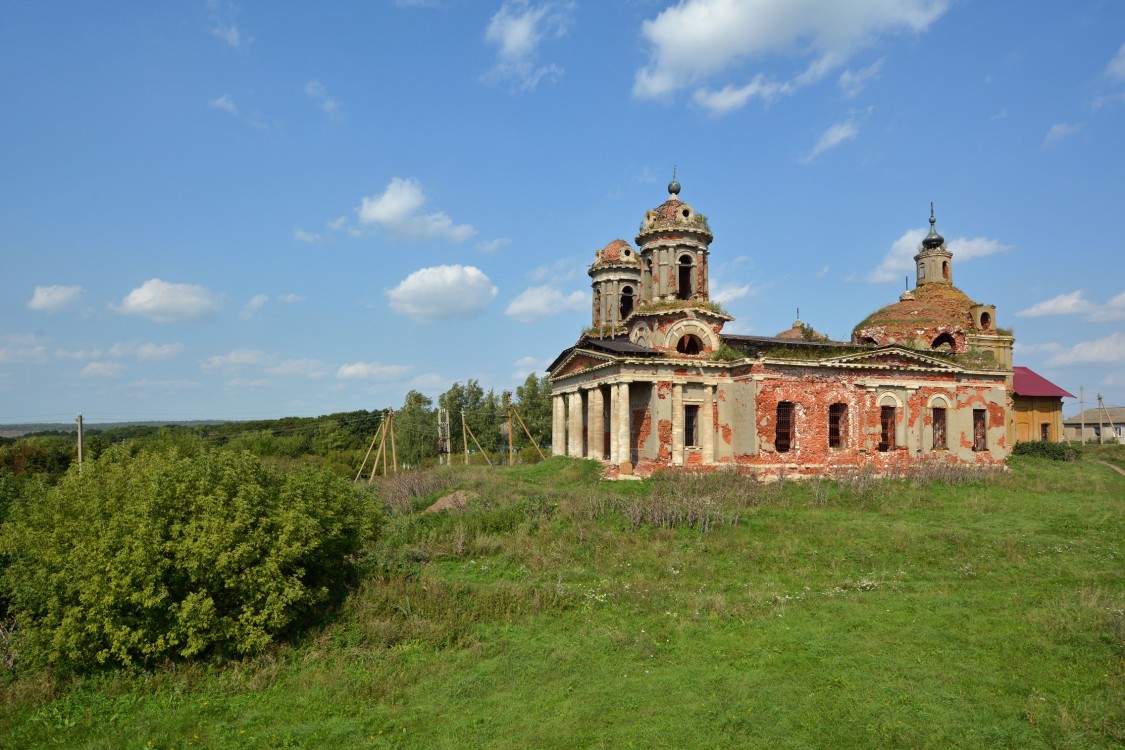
(425, 489, 474, 513)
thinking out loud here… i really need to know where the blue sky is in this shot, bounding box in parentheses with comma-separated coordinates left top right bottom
(2, 0, 1123, 424)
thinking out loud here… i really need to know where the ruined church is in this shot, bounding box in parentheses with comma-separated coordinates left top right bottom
(546, 178, 1022, 477)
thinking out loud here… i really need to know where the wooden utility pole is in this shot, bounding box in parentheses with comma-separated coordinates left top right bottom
(462, 409, 492, 466)
(462, 409, 470, 465)
(505, 393, 514, 465)
(76, 413, 84, 475)
(510, 405, 547, 460)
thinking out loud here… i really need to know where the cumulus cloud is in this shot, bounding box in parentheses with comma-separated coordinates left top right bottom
(1018, 289, 1125, 322)
(293, 229, 321, 243)
(482, 0, 573, 91)
(1017, 290, 1096, 318)
(838, 58, 884, 98)
(83, 361, 126, 377)
(800, 120, 859, 163)
(711, 283, 752, 304)
(1048, 332, 1125, 366)
(1043, 122, 1080, 146)
(692, 75, 793, 116)
(28, 285, 82, 312)
(240, 293, 270, 319)
(116, 279, 222, 322)
(867, 227, 1012, 283)
(1107, 43, 1125, 80)
(1, 335, 47, 365)
(305, 79, 343, 119)
(201, 348, 269, 373)
(633, 0, 946, 112)
(207, 0, 252, 50)
(387, 265, 498, 322)
(336, 362, 413, 380)
(357, 178, 475, 242)
(504, 285, 586, 322)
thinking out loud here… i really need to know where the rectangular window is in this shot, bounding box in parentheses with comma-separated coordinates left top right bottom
(932, 407, 947, 450)
(1041, 423, 1050, 441)
(684, 404, 699, 447)
(828, 403, 847, 449)
(776, 401, 794, 453)
(878, 406, 896, 452)
(973, 409, 987, 451)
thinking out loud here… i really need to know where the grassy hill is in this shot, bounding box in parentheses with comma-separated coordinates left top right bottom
(2, 453, 1123, 748)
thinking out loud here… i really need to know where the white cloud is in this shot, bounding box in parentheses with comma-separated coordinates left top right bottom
(83, 361, 125, 377)
(28, 285, 82, 312)
(800, 120, 859, 163)
(207, 0, 252, 50)
(202, 348, 269, 373)
(240, 293, 270, 320)
(277, 293, 305, 303)
(482, 0, 573, 91)
(305, 79, 343, 119)
(357, 177, 475, 242)
(512, 355, 548, 380)
(209, 94, 238, 114)
(326, 215, 348, 231)
(868, 227, 1012, 283)
(294, 229, 321, 243)
(711, 283, 752, 304)
(0, 344, 47, 364)
(838, 58, 884, 98)
(476, 237, 512, 254)
(268, 359, 329, 378)
(530, 257, 580, 283)
(1106, 43, 1125, 80)
(387, 265, 498, 322)
(1013, 341, 1065, 357)
(633, 0, 946, 111)
(55, 348, 102, 360)
(504, 285, 586, 322)
(1089, 291, 1125, 323)
(336, 362, 413, 380)
(1017, 290, 1096, 318)
(1043, 122, 1080, 147)
(816, 265, 830, 278)
(136, 342, 184, 360)
(1048, 332, 1125, 366)
(1018, 289, 1125, 322)
(692, 75, 793, 116)
(116, 278, 223, 322)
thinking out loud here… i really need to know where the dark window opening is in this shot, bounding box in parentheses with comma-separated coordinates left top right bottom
(676, 334, 703, 355)
(828, 403, 847, 449)
(776, 401, 794, 453)
(592, 289, 601, 327)
(942, 260, 949, 279)
(1041, 422, 1050, 441)
(972, 409, 987, 451)
(861, 336, 878, 345)
(918, 263, 925, 280)
(677, 255, 693, 300)
(684, 404, 700, 447)
(932, 332, 956, 351)
(932, 407, 947, 450)
(979, 311, 991, 330)
(620, 286, 634, 319)
(878, 405, 896, 451)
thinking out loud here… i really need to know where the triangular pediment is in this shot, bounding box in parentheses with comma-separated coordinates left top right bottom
(818, 346, 962, 371)
(549, 348, 618, 379)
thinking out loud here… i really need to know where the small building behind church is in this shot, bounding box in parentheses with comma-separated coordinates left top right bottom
(547, 179, 1026, 477)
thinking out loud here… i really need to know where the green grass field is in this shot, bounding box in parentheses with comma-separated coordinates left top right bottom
(2, 451, 1123, 749)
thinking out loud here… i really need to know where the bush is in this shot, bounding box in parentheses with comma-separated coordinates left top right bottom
(1011, 441, 1081, 462)
(0, 443, 380, 672)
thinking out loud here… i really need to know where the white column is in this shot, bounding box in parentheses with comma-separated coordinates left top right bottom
(567, 392, 583, 457)
(671, 383, 684, 465)
(701, 384, 714, 463)
(552, 394, 566, 456)
(617, 381, 631, 465)
(588, 387, 604, 460)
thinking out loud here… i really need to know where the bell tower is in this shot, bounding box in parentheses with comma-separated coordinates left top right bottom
(915, 203, 953, 288)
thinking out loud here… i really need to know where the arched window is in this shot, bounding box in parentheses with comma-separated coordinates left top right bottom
(620, 286, 634, 319)
(861, 336, 879, 346)
(979, 311, 991, 330)
(878, 406, 896, 451)
(677, 254, 694, 300)
(676, 334, 703, 355)
(932, 332, 956, 351)
(942, 261, 949, 280)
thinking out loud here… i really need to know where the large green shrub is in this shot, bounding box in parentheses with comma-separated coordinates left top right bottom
(1011, 441, 1080, 461)
(0, 443, 380, 671)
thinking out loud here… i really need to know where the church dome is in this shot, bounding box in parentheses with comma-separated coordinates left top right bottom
(775, 319, 828, 342)
(591, 239, 639, 269)
(852, 283, 977, 348)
